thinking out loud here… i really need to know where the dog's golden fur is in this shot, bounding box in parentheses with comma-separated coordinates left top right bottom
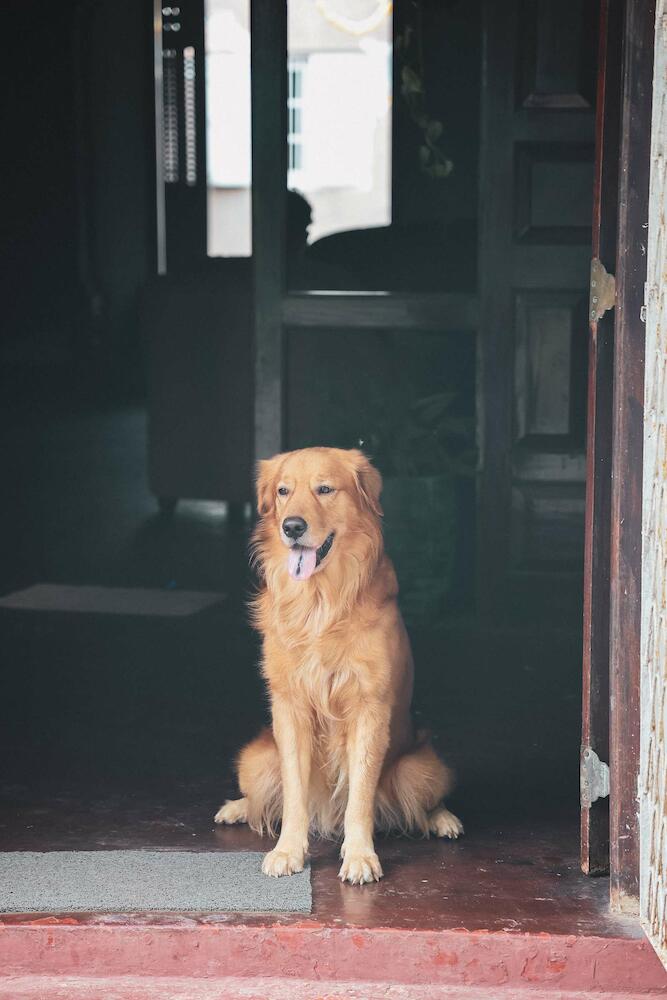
(215, 447, 462, 884)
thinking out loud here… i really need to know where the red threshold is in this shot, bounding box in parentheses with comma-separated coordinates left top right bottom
(0, 917, 665, 999)
(2, 821, 666, 998)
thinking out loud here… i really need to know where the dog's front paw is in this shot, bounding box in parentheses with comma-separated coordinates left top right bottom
(262, 846, 305, 878)
(338, 850, 383, 885)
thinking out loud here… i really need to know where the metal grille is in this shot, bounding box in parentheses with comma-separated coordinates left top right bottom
(163, 48, 179, 183)
(640, 0, 667, 970)
(183, 45, 197, 185)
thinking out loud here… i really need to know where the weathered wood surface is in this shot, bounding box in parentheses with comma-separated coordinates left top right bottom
(609, 0, 655, 914)
(477, 0, 595, 614)
(581, 0, 622, 878)
(640, 0, 667, 969)
(282, 293, 478, 332)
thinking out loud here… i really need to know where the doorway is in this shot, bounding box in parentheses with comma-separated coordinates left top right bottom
(0, 0, 659, 969)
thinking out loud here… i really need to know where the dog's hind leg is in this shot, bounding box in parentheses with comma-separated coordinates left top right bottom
(213, 727, 283, 834)
(428, 805, 464, 838)
(376, 737, 462, 838)
(239, 727, 283, 836)
(214, 797, 248, 825)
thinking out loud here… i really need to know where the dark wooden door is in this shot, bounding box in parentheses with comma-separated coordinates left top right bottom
(581, 0, 655, 899)
(477, 0, 598, 619)
(580, 0, 623, 878)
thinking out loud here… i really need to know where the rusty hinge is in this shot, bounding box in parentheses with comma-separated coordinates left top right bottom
(589, 257, 616, 322)
(581, 746, 610, 808)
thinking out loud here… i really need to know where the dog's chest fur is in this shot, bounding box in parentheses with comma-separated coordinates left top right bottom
(289, 652, 360, 814)
(292, 650, 361, 723)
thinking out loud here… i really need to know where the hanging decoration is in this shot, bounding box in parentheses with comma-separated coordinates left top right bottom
(396, 2, 453, 180)
(315, 0, 392, 37)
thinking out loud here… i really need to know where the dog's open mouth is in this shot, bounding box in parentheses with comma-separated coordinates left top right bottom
(288, 532, 335, 581)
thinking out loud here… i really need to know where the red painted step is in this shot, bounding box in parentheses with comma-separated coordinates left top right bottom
(0, 975, 664, 999)
(0, 921, 665, 999)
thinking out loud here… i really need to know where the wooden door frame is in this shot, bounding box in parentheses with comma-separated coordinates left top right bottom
(251, 0, 288, 461)
(581, 0, 623, 879)
(639, 0, 666, 963)
(582, 0, 656, 914)
(608, 0, 655, 913)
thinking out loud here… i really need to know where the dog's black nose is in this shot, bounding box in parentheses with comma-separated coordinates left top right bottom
(283, 516, 307, 539)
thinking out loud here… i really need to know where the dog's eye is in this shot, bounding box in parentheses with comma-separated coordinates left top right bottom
(277, 486, 289, 497)
(316, 485, 334, 495)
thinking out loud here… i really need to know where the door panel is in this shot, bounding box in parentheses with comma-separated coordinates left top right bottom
(514, 143, 595, 244)
(518, 0, 598, 109)
(478, 0, 596, 611)
(514, 290, 588, 442)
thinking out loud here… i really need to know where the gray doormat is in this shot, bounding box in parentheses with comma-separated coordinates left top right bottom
(0, 851, 311, 913)
(0, 584, 224, 617)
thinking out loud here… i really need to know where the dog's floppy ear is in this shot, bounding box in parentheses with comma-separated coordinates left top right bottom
(349, 450, 383, 517)
(256, 456, 281, 516)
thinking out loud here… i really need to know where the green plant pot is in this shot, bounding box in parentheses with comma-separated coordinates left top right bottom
(381, 474, 457, 625)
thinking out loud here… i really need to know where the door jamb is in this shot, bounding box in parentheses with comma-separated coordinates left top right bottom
(251, 0, 288, 461)
(608, 0, 655, 914)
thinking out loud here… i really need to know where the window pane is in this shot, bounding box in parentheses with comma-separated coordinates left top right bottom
(286, 0, 392, 270)
(205, 0, 252, 257)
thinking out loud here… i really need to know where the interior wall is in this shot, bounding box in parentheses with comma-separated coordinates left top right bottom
(1, 2, 80, 364)
(86, 0, 153, 374)
(0, 0, 153, 392)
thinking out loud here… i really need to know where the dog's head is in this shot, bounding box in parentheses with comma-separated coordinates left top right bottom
(254, 447, 383, 582)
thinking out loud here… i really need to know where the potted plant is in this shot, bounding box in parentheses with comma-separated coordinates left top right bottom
(363, 391, 476, 624)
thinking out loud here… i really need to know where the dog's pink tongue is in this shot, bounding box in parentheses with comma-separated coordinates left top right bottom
(288, 545, 317, 581)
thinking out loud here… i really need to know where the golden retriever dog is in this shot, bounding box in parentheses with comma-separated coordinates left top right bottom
(214, 447, 462, 884)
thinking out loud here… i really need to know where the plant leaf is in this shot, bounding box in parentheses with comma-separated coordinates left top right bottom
(426, 120, 443, 141)
(401, 65, 422, 94)
(431, 160, 453, 178)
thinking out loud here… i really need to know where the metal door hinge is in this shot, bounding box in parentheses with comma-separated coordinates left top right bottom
(590, 258, 616, 322)
(640, 281, 648, 324)
(581, 746, 610, 807)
